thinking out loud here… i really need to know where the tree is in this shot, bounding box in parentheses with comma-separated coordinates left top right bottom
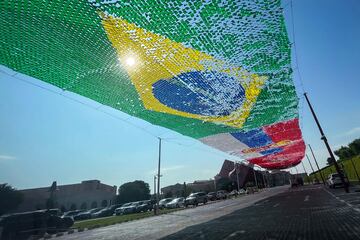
(216, 177, 232, 191)
(327, 157, 334, 165)
(349, 138, 360, 156)
(117, 180, 150, 204)
(0, 184, 24, 215)
(334, 146, 355, 160)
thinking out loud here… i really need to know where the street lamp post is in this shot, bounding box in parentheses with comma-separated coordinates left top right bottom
(306, 154, 317, 183)
(155, 138, 162, 215)
(301, 161, 309, 185)
(308, 144, 326, 185)
(235, 161, 240, 192)
(304, 93, 348, 193)
(153, 175, 157, 195)
(253, 167, 258, 188)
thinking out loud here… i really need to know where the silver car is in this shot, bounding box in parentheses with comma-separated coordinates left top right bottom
(158, 198, 173, 209)
(165, 197, 185, 209)
(327, 173, 346, 188)
(115, 202, 139, 215)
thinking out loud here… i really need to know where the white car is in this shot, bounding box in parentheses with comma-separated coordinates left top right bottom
(158, 198, 173, 209)
(165, 197, 185, 209)
(327, 173, 346, 188)
(239, 189, 248, 195)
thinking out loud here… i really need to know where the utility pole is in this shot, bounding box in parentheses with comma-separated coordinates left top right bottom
(301, 161, 309, 184)
(308, 144, 326, 185)
(235, 161, 240, 191)
(253, 167, 258, 188)
(153, 175, 157, 215)
(306, 154, 317, 183)
(153, 175, 157, 195)
(261, 171, 266, 188)
(155, 138, 162, 215)
(213, 175, 217, 191)
(304, 93, 348, 192)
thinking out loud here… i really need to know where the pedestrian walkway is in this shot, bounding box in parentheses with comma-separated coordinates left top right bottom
(161, 185, 360, 240)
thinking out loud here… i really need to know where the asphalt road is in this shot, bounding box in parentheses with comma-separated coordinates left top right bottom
(56, 186, 288, 240)
(162, 185, 360, 240)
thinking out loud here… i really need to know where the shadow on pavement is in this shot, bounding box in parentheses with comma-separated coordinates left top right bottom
(160, 186, 360, 240)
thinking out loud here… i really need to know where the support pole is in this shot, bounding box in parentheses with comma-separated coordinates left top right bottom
(153, 175, 157, 215)
(308, 144, 326, 185)
(235, 161, 240, 191)
(304, 93, 348, 192)
(261, 171, 266, 188)
(306, 154, 317, 183)
(253, 167, 258, 188)
(301, 161, 309, 184)
(153, 175, 157, 195)
(155, 138, 162, 215)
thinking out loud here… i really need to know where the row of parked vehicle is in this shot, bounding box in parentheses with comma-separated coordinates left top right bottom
(60, 189, 249, 222)
(159, 189, 248, 209)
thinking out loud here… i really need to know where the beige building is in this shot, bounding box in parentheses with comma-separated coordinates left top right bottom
(161, 180, 215, 197)
(15, 180, 116, 213)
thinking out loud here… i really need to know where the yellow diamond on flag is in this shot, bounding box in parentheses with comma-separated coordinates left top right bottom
(101, 14, 267, 129)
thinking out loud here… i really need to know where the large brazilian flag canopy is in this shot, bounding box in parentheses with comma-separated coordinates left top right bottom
(0, 0, 305, 169)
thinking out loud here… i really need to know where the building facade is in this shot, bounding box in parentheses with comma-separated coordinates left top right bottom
(14, 180, 116, 213)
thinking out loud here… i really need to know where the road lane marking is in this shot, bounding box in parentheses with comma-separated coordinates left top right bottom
(223, 230, 246, 240)
(323, 187, 360, 213)
(273, 203, 280, 207)
(304, 195, 310, 201)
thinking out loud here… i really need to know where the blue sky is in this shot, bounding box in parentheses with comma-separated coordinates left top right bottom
(0, 0, 359, 190)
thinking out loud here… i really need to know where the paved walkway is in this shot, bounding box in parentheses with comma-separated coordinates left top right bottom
(162, 185, 360, 240)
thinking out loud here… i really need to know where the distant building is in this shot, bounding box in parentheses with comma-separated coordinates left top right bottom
(217, 159, 266, 188)
(161, 180, 215, 197)
(265, 170, 291, 187)
(161, 160, 294, 197)
(161, 183, 184, 197)
(14, 180, 116, 213)
(187, 180, 215, 193)
(218, 159, 292, 188)
(291, 172, 308, 184)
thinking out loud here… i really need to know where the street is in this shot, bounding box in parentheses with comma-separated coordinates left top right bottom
(55, 185, 360, 240)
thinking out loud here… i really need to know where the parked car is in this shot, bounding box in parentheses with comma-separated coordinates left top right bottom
(136, 200, 153, 212)
(185, 192, 207, 207)
(92, 204, 122, 218)
(74, 208, 102, 221)
(62, 210, 83, 219)
(327, 173, 348, 188)
(115, 202, 140, 215)
(165, 197, 185, 208)
(228, 190, 238, 198)
(158, 198, 173, 209)
(207, 192, 217, 201)
(0, 210, 73, 240)
(216, 190, 227, 200)
(239, 189, 247, 195)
